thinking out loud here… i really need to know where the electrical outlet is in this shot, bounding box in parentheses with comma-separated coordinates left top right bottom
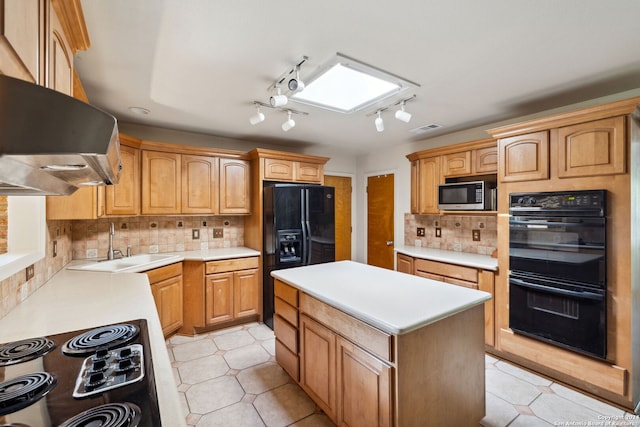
(53, 240, 57, 258)
(213, 228, 224, 238)
(202, 221, 207, 227)
(472, 229, 481, 241)
(417, 227, 425, 237)
(435, 227, 442, 238)
(192, 229, 200, 240)
(25, 264, 35, 281)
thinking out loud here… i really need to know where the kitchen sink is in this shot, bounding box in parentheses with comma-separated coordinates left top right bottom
(67, 253, 182, 273)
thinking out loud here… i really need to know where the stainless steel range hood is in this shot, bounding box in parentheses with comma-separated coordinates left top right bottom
(0, 75, 121, 196)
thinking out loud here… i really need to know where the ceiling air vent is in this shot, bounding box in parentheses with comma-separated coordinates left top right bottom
(410, 123, 442, 135)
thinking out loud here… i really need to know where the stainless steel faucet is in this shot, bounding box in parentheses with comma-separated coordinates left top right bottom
(107, 223, 116, 260)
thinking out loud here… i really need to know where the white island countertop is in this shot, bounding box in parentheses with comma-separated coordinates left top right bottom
(271, 260, 491, 335)
(395, 245, 498, 271)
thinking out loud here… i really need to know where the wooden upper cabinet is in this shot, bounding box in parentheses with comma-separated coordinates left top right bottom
(557, 116, 626, 178)
(264, 158, 294, 181)
(414, 157, 441, 214)
(219, 158, 250, 214)
(105, 144, 140, 215)
(0, 0, 43, 83)
(296, 162, 323, 183)
(442, 151, 471, 177)
(181, 155, 218, 214)
(498, 131, 549, 182)
(48, 3, 72, 95)
(474, 145, 498, 173)
(141, 151, 181, 215)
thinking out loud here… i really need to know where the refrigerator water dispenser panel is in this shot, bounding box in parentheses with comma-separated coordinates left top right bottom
(277, 230, 302, 263)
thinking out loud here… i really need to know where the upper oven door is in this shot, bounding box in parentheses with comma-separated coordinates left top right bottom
(509, 216, 606, 287)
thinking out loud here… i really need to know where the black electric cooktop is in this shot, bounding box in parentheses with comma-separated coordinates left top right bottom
(0, 319, 161, 427)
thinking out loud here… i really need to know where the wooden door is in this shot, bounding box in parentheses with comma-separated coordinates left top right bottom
(182, 155, 218, 214)
(0, 0, 43, 83)
(205, 272, 234, 325)
(442, 151, 471, 177)
(324, 175, 352, 261)
(336, 337, 391, 427)
(48, 5, 73, 95)
(233, 268, 259, 318)
(417, 157, 441, 214)
(367, 174, 394, 270)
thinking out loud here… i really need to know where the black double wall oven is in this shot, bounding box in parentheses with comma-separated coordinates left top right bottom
(509, 190, 607, 359)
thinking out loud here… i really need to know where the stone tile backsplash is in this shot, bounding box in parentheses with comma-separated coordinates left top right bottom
(0, 220, 73, 320)
(72, 216, 245, 259)
(404, 213, 497, 256)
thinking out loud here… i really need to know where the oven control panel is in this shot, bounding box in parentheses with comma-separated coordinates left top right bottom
(509, 190, 605, 216)
(72, 344, 145, 398)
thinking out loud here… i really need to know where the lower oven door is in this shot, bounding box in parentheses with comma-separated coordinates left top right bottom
(509, 275, 606, 359)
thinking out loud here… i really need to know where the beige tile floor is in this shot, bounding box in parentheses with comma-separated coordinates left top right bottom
(167, 323, 640, 427)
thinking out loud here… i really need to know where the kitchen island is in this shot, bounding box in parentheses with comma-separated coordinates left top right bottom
(271, 261, 492, 427)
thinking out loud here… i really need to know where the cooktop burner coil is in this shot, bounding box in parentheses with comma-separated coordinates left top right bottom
(58, 402, 142, 427)
(0, 372, 57, 416)
(0, 337, 55, 367)
(62, 324, 139, 356)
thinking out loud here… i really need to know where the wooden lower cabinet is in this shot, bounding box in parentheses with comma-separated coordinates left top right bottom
(181, 256, 259, 334)
(396, 253, 495, 347)
(300, 315, 337, 420)
(336, 337, 391, 427)
(146, 262, 183, 337)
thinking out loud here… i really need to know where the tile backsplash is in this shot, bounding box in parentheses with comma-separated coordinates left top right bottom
(0, 220, 73, 319)
(404, 213, 497, 256)
(72, 216, 245, 259)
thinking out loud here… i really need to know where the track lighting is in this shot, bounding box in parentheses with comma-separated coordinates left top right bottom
(282, 111, 296, 131)
(249, 105, 265, 125)
(395, 101, 412, 123)
(288, 67, 305, 92)
(270, 87, 288, 107)
(375, 111, 384, 132)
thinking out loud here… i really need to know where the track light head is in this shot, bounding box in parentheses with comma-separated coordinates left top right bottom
(288, 69, 305, 92)
(282, 111, 296, 131)
(395, 102, 412, 123)
(375, 111, 384, 132)
(270, 87, 288, 107)
(249, 105, 265, 125)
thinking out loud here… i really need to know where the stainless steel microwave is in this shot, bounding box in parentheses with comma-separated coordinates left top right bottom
(438, 181, 495, 210)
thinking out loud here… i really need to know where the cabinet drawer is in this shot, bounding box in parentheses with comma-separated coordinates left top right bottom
(444, 277, 479, 290)
(145, 262, 182, 283)
(275, 338, 299, 381)
(205, 256, 259, 274)
(274, 314, 298, 353)
(414, 258, 478, 283)
(274, 280, 298, 307)
(275, 297, 298, 327)
(300, 293, 392, 362)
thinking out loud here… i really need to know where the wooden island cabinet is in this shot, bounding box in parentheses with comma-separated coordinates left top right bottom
(272, 261, 490, 427)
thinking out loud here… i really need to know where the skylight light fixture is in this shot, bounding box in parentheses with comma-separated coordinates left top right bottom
(290, 53, 419, 114)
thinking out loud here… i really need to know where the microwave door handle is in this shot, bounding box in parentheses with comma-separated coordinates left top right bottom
(510, 278, 604, 301)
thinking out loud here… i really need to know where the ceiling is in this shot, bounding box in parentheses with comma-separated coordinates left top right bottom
(76, 0, 640, 156)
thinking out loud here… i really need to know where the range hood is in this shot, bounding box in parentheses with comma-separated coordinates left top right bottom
(0, 75, 121, 196)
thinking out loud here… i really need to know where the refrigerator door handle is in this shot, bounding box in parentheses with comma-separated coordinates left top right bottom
(304, 188, 312, 264)
(301, 188, 309, 264)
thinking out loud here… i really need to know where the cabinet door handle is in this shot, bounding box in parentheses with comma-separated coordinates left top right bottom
(386, 241, 394, 246)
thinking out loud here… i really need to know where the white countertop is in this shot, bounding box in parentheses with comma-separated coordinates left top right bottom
(179, 246, 260, 261)
(395, 245, 499, 271)
(0, 266, 192, 426)
(271, 261, 491, 335)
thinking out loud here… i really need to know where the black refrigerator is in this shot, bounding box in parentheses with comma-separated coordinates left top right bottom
(263, 183, 335, 328)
